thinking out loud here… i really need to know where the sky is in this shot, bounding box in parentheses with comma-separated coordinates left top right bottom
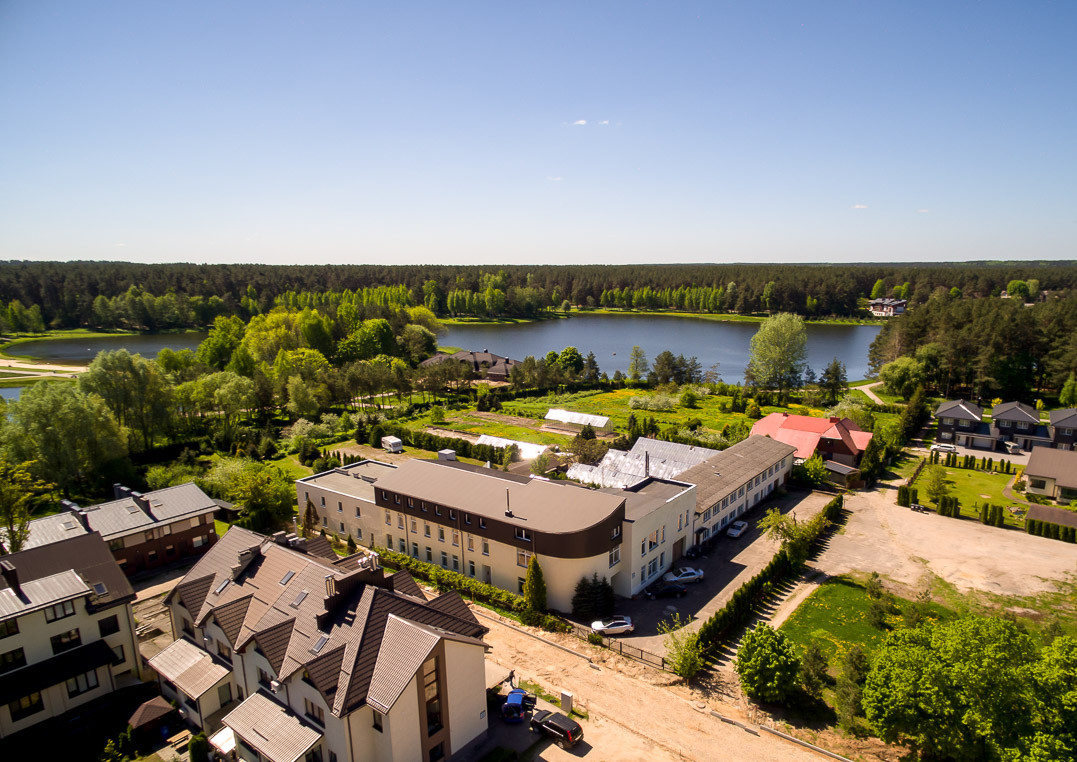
(0, 1, 1074, 266)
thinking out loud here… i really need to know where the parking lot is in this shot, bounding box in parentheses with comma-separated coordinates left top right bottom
(595, 489, 834, 653)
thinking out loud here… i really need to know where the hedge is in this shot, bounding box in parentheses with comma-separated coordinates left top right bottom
(375, 546, 527, 612)
(696, 495, 844, 656)
(1026, 520, 1077, 543)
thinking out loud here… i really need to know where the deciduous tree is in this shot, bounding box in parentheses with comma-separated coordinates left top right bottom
(745, 313, 807, 401)
(736, 624, 801, 703)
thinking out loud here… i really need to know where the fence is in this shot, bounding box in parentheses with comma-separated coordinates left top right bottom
(566, 623, 671, 672)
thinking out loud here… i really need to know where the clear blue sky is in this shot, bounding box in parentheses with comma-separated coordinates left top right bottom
(0, 2, 1073, 265)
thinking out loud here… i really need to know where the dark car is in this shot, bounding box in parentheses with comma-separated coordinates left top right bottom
(683, 544, 704, 560)
(645, 582, 687, 599)
(530, 709, 584, 749)
(501, 689, 536, 723)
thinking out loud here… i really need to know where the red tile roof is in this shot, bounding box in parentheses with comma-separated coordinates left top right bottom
(750, 413, 872, 460)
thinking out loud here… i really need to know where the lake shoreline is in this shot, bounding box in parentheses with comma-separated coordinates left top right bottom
(442, 309, 884, 327)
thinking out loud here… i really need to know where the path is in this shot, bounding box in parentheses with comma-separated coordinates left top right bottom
(479, 613, 828, 761)
(859, 381, 886, 405)
(1002, 473, 1032, 506)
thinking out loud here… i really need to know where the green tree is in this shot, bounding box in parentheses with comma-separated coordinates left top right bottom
(0, 458, 53, 553)
(1007, 280, 1031, 302)
(922, 464, 950, 506)
(628, 345, 649, 381)
(302, 499, 318, 538)
(736, 624, 801, 704)
(557, 346, 584, 377)
(745, 313, 807, 400)
(187, 732, 209, 762)
(658, 613, 704, 683)
(522, 554, 547, 612)
(78, 349, 173, 452)
(286, 375, 320, 419)
(800, 642, 830, 698)
(878, 356, 926, 400)
(818, 357, 848, 405)
(1028, 635, 1077, 757)
(870, 278, 886, 299)
(1061, 373, 1077, 407)
(792, 453, 829, 488)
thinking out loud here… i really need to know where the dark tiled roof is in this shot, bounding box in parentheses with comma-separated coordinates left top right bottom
(1049, 408, 1077, 428)
(935, 399, 984, 421)
(387, 570, 425, 599)
(303, 536, 337, 561)
(128, 696, 174, 729)
(1027, 504, 1077, 529)
(212, 594, 253, 647)
(0, 532, 132, 612)
(1026, 448, 1077, 490)
(992, 401, 1040, 424)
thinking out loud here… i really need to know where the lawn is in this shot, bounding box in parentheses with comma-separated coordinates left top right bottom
(266, 453, 314, 480)
(911, 465, 1023, 526)
(780, 577, 953, 664)
(883, 451, 925, 482)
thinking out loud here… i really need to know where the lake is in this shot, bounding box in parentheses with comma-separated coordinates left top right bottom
(5, 332, 207, 364)
(444, 314, 880, 381)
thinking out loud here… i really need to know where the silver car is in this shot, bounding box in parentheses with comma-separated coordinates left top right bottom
(726, 520, 749, 538)
(663, 567, 704, 584)
(591, 616, 634, 636)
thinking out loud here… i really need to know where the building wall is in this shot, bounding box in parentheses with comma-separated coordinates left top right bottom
(1025, 474, 1057, 498)
(110, 512, 217, 575)
(0, 594, 134, 738)
(620, 488, 694, 597)
(387, 675, 423, 762)
(443, 639, 488, 757)
(694, 455, 792, 541)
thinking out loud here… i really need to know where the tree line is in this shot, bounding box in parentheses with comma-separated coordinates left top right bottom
(1, 261, 1075, 330)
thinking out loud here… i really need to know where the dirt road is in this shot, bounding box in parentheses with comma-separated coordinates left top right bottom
(480, 614, 827, 761)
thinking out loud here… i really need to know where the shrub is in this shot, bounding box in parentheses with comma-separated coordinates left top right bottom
(628, 394, 676, 411)
(736, 624, 801, 704)
(188, 733, 209, 762)
(375, 546, 527, 612)
(587, 631, 604, 646)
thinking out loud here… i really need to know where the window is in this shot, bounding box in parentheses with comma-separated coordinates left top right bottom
(468, 560, 475, 577)
(440, 551, 448, 567)
(98, 615, 120, 637)
(517, 549, 532, 568)
(399, 539, 407, 554)
(321, 516, 328, 527)
(258, 668, 272, 689)
(304, 697, 325, 725)
(8, 692, 43, 722)
(1018, 421, 1029, 430)
(1029, 479, 1047, 490)
(514, 527, 531, 541)
(372, 709, 383, 732)
(66, 669, 99, 698)
(648, 530, 660, 551)
(429, 742, 445, 762)
(648, 558, 659, 576)
(482, 540, 490, 556)
(320, 496, 325, 507)
(355, 527, 363, 539)
(942, 417, 954, 425)
(339, 522, 345, 532)
(452, 531, 459, 546)
(423, 656, 442, 735)
(467, 537, 474, 551)
(44, 599, 76, 622)
(395, 494, 401, 504)
(111, 644, 125, 665)
(411, 520, 418, 534)
(449, 509, 456, 520)
(426, 547, 433, 562)
(1064, 428, 1073, 436)
(0, 647, 26, 674)
(437, 527, 444, 541)
(411, 542, 418, 557)
(479, 518, 487, 529)
(398, 515, 404, 529)
(408, 498, 415, 508)
(109, 539, 123, 552)
(464, 513, 471, 525)
(381, 490, 388, 500)
(51, 628, 81, 654)
(433, 506, 440, 516)
(641, 540, 646, 557)
(181, 618, 194, 636)
(452, 555, 459, 572)
(609, 546, 620, 568)
(660, 551, 665, 567)
(337, 501, 343, 513)
(217, 641, 232, 662)
(611, 525, 621, 540)
(518, 577, 526, 593)
(355, 507, 361, 518)
(385, 511, 391, 525)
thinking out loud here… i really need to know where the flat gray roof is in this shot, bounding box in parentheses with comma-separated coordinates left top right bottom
(604, 478, 694, 522)
(300, 460, 397, 502)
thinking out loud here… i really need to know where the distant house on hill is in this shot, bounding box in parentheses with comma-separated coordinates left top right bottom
(867, 298, 907, 317)
(750, 413, 873, 467)
(420, 349, 520, 381)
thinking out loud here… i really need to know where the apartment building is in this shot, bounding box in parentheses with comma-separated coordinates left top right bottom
(12, 483, 218, 575)
(153, 527, 490, 762)
(0, 533, 140, 739)
(676, 436, 797, 546)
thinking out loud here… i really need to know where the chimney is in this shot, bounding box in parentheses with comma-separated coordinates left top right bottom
(271, 531, 288, 546)
(644, 451, 650, 477)
(230, 546, 261, 580)
(129, 491, 149, 511)
(0, 560, 19, 595)
(113, 483, 131, 500)
(64, 500, 89, 529)
(829, 417, 840, 424)
(505, 488, 513, 518)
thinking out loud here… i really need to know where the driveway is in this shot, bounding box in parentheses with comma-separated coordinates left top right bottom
(606, 490, 834, 653)
(914, 441, 1032, 467)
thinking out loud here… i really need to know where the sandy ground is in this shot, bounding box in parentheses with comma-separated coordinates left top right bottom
(0, 356, 84, 374)
(820, 485, 1077, 597)
(478, 613, 827, 761)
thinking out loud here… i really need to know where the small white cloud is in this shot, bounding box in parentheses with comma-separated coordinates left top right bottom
(572, 119, 587, 126)
(917, 208, 929, 213)
(599, 120, 609, 125)
(546, 176, 563, 182)
(851, 204, 868, 209)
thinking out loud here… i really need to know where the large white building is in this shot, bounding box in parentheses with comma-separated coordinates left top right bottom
(0, 533, 141, 740)
(153, 527, 490, 762)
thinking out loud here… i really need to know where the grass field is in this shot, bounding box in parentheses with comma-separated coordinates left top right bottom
(780, 576, 954, 664)
(911, 464, 1021, 525)
(0, 376, 74, 389)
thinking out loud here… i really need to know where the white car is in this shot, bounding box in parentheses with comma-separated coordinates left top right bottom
(726, 520, 749, 538)
(930, 443, 957, 453)
(663, 567, 704, 584)
(591, 616, 634, 636)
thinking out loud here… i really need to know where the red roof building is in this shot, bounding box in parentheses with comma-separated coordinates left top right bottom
(750, 413, 873, 467)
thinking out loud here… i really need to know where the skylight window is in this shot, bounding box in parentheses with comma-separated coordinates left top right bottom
(311, 635, 329, 654)
(214, 579, 230, 595)
(280, 571, 295, 586)
(92, 582, 107, 596)
(290, 590, 308, 608)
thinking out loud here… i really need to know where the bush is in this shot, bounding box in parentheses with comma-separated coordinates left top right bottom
(736, 624, 801, 704)
(587, 632, 604, 646)
(628, 394, 675, 411)
(188, 732, 209, 762)
(375, 546, 527, 612)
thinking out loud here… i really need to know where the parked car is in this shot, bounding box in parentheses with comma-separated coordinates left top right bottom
(726, 520, 749, 538)
(683, 544, 704, 560)
(591, 616, 634, 636)
(531, 709, 585, 749)
(646, 583, 687, 599)
(663, 567, 704, 584)
(930, 443, 957, 453)
(910, 503, 926, 513)
(1004, 441, 1022, 454)
(501, 689, 536, 723)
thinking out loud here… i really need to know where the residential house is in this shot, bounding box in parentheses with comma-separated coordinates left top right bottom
(991, 401, 1052, 451)
(750, 413, 873, 467)
(420, 350, 520, 382)
(11, 483, 218, 575)
(1024, 448, 1077, 503)
(154, 527, 490, 762)
(0, 533, 140, 739)
(1049, 408, 1077, 451)
(933, 400, 994, 449)
(867, 298, 907, 317)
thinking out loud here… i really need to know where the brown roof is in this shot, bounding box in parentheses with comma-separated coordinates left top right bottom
(1026, 448, 1077, 490)
(1027, 504, 1077, 529)
(677, 436, 797, 513)
(128, 695, 174, 729)
(168, 526, 486, 718)
(222, 692, 323, 762)
(0, 531, 133, 612)
(372, 459, 626, 534)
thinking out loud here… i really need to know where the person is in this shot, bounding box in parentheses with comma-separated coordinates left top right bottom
(507, 669, 515, 687)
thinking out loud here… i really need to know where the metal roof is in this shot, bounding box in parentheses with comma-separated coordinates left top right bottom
(1026, 448, 1077, 490)
(0, 569, 89, 621)
(223, 692, 323, 762)
(568, 437, 720, 487)
(299, 460, 397, 502)
(148, 637, 231, 699)
(475, 435, 550, 460)
(545, 408, 610, 428)
(675, 436, 797, 513)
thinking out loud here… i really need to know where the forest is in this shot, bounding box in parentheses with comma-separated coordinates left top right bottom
(0, 260, 1074, 330)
